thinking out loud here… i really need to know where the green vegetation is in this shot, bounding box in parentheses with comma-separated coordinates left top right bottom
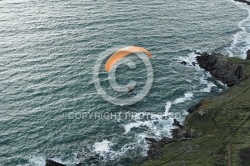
(142, 58, 250, 166)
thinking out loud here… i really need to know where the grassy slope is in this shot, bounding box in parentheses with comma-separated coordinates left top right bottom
(142, 57, 250, 166)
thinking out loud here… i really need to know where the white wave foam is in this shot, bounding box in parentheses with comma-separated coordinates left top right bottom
(172, 51, 217, 93)
(173, 92, 193, 104)
(199, 74, 216, 93)
(93, 140, 113, 154)
(124, 121, 154, 134)
(83, 138, 147, 163)
(176, 51, 206, 72)
(200, 82, 216, 93)
(71, 51, 221, 164)
(88, 51, 221, 163)
(28, 156, 46, 166)
(123, 91, 194, 135)
(177, 52, 218, 94)
(175, 51, 198, 67)
(164, 101, 172, 116)
(184, 52, 219, 93)
(228, 0, 250, 58)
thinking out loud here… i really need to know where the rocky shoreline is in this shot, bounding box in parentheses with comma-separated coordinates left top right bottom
(141, 52, 250, 165)
(140, 1, 250, 164)
(45, 51, 250, 166)
(46, 51, 250, 166)
(140, 52, 246, 162)
(196, 52, 244, 87)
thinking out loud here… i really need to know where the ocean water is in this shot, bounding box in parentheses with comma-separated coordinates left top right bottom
(0, 0, 249, 165)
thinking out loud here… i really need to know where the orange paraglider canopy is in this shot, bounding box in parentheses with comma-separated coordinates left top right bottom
(105, 46, 152, 72)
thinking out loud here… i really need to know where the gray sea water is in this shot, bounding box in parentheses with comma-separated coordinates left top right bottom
(1, 0, 250, 165)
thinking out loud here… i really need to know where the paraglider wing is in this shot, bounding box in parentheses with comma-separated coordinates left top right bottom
(105, 46, 152, 72)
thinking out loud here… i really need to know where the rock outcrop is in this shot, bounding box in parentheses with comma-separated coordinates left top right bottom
(187, 99, 204, 114)
(196, 52, 243, 87)
(180, 61, 187, 65)
(247, 50, 250, 60)
(144, 119, 199, 160)
(143, 56, 250, 166)
(46, 159, 66, 166)
(234, 0, 250, 5)
(145, 137, 176, 160)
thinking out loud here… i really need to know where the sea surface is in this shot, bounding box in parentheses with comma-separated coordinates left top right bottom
(0, 0, 250, 165)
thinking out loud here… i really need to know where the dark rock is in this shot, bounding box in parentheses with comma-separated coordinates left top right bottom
(144, 127, 199, 161)
(145, 136, 176, 160)
(196, 53, 219, 71)
(180, 61, 187, 65)
(147, 148, 161, 160)
(158, 137, 173, 144)
(148, 143, 158, 149)
(192, 62, 196, 66)
(183, 131, 191, 138)
(45, 159, 65, 166)
(158, 137, 175, 148)
(235, 64, 244, 79)
(143, 105, 205, 162)
(136, 156, 149, 164)
(172, 119, 184, 129)
(172, 119, 180, 126)
(76, 163, 83, 166)
(234, 0, 250, 5)
(196, 52, 243, 87)
(145, 137, 158, 144)
(147, 149, 156, 156)
(187, 100, 204, 114)
(171, 128, 183, 139)
(247, 50, 250, 60)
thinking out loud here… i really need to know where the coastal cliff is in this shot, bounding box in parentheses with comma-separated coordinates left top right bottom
(141, 54, 250, 166)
